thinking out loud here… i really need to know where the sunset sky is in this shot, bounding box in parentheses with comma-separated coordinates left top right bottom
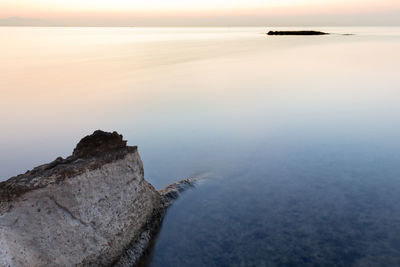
(1, 0, 399, 26)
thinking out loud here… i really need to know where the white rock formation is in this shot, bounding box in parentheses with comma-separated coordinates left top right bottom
(0, 131, 192, 266)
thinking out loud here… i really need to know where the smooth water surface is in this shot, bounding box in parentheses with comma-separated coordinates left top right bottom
(1, 27, 400, 266)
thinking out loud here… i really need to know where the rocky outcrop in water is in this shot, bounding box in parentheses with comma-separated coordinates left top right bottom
(115, 177, 198, 267)
(0, 130, 197, 266)
(267, 30, 329, 35)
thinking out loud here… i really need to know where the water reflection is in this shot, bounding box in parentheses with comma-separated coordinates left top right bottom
(1, 26, 400, 266)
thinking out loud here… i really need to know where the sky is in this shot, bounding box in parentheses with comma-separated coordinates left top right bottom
(0, 0, 399, 26)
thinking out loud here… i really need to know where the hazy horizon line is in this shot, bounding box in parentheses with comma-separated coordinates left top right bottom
(2, 25, 400, 27)
(1, 13, 399, 27)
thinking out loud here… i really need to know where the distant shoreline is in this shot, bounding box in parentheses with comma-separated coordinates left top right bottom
(267, 30, 329, 35)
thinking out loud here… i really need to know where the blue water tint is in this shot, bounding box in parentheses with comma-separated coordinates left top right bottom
(148, 139, 400, 266)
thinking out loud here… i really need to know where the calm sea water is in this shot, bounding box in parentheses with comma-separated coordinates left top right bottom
(1, 27, 400, 266)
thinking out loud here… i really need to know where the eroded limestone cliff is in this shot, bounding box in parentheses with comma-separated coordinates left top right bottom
(0, 130, 195, 266)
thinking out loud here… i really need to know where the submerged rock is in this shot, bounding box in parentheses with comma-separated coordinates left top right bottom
(0, 130, 198, 266)
(267, 30, 329, 35)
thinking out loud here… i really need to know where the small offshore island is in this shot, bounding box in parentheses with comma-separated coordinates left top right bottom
(0, 130, 198, 266)
(267, 30, 329, 35)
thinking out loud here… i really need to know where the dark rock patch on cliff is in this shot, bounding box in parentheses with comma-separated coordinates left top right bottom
(73, 130, 127, 158)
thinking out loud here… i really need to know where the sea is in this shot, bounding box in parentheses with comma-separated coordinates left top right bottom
(1, 26, 400, 266)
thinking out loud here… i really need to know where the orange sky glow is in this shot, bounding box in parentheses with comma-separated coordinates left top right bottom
(1, 0, 399, 26)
